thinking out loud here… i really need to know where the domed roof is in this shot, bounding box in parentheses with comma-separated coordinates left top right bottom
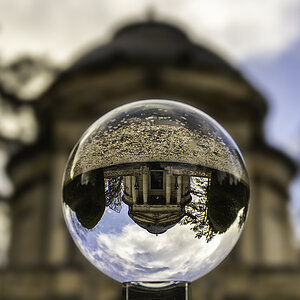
(41, 20, 268, 133)
(70, 21, 238, 77)
(128, 207, 185, 235)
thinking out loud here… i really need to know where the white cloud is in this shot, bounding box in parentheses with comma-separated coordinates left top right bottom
(168, 0, 300, 61)
(0, 0, 299, 64)
(68, 208, 245, 282)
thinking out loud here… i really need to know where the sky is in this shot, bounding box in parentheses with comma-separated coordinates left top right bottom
(63, 180, 245, 282)
(0, 0, 299, 252)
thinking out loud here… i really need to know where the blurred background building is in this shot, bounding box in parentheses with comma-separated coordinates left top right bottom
(0, 19, 299, 300)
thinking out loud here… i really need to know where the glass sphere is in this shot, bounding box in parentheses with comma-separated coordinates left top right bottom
(62, 99, 249, 283)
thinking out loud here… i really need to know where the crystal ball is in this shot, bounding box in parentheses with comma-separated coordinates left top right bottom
(62, 99, 249, 283)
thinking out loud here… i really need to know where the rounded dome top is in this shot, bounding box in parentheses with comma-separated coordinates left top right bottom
(70, 21, 235, 75)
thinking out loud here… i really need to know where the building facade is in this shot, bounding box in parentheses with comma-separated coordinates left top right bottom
(122, 164, 191, 234)
(1, 21, 299, 300)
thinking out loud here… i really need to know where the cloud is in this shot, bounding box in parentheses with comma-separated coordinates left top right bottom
(64, 205, 245, 282)
(170, 0, 300, 61)
(0, 0, 299, 64)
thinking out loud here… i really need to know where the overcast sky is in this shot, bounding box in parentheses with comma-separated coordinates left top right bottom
(0, 0, 300, 63)
(0, 0, 299, 238)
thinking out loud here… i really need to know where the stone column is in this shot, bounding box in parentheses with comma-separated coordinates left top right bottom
(132, 176, 137, 204)
(124, 176, 132, 196)
(127, 176, 132, 196)
(166, 171, 171, 205)
(143, 173, 148, 204)
(177, 176, 182, 204)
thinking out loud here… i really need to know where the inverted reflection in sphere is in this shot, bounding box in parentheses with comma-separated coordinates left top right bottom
(62, 99, 249, 282)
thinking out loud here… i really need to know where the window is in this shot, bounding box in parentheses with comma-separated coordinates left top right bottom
(150, 171, 164, 189)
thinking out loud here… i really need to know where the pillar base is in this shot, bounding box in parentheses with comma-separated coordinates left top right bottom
(122, 281, 190, 300)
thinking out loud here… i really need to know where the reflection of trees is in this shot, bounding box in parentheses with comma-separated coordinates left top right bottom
(105, 177, 124, 213)
(181, 171, 249, 242)
(63, 167, 248, 235)
(180, 177, 217, 242)
(63, 172, 124, 230)
(207, 171, 249, 234)
(63, 169, 106, 229)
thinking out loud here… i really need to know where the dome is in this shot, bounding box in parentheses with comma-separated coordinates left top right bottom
(70, 21, 238, 77)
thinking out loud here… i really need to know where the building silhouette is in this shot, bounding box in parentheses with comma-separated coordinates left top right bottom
(1, 21, 299, 300)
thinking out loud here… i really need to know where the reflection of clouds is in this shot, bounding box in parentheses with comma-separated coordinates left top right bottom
(93, 224, 221, 282)
(64, 200, 245, 282)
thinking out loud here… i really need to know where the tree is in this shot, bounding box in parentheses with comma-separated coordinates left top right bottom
(181, 171, 249, 242)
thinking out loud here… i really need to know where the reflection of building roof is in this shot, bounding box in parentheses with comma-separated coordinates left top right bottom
(129, 204, 185, 234)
